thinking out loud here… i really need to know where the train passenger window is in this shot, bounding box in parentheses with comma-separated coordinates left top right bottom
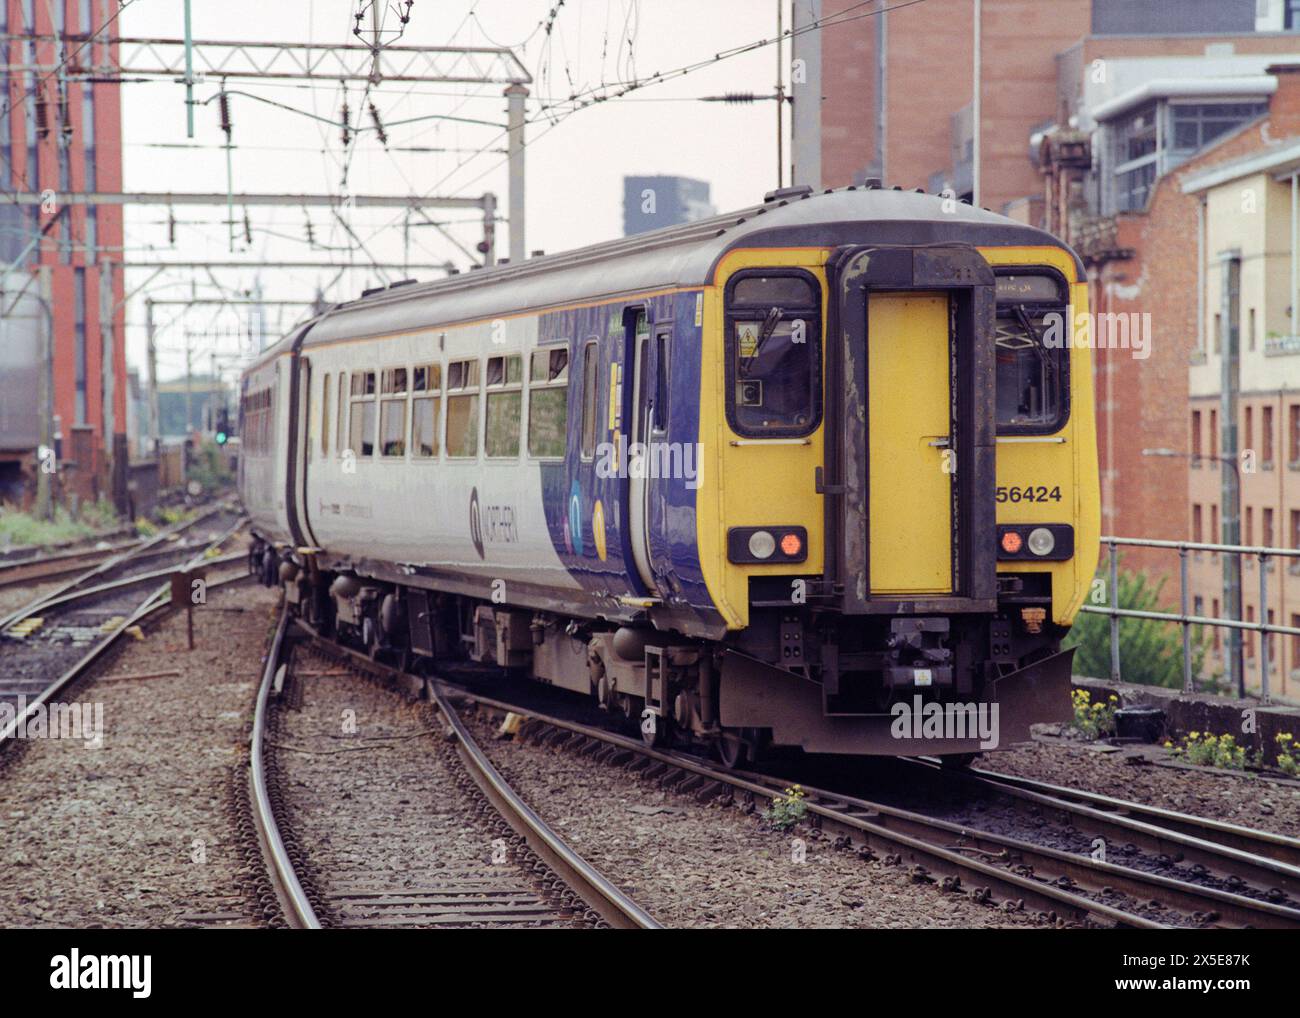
(446, 359, 480, 458)
(379, 368, 408, 457)
(411, 363, 441, 459)
(724, 270, 822, 438)
(336, 373, 347, 455)
(994, 271, 1069, 434)
(348, 370, 376, 457)
(528, 347, 569, 458)
(486, 354, 523, 458)
(321, 373, 330, 456)
(580, 341, 599, 460)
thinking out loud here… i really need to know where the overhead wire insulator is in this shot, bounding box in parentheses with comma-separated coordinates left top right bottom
(368, 101, 387, 147)
(219, 91, 232, 139)
(243, 208, 252, 246)
(167, 207, 176, 245)
(305, 215, 315, 247)
(58, 85, 72, 143)
(34, 84, 49, 139)
(341, 98, 351, 147)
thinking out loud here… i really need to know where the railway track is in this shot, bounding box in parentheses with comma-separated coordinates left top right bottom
(250, 606, 659, 930)
(0, 505, 248, 735)
(0, 540, 140, 591)
(274, 625, 1300, 930)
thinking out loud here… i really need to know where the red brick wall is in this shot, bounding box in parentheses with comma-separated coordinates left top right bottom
(820, 0, 879, 186)
(1, 0, 126, 499)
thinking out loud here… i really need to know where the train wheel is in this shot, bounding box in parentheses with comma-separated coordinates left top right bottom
(639, 708, 667, 748)
(715, 728, 751, 770)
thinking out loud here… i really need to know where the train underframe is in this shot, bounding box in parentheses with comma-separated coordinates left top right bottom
(251, 538, 1075, 764)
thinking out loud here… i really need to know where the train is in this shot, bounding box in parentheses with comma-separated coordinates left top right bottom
(239, 184, 1100, 764)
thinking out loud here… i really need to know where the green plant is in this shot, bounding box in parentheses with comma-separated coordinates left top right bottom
(1070, 688, 1119, 739)
(1165, 732, 1247, 770)
(1275, 733, 1299, 777)
(1066, 565, 1218, 690)
(0, 501, 117, 549)
(762, 785, 808, 831)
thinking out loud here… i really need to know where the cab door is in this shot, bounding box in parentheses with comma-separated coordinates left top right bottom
(626, 310, 657, 593)
(867, 293, 952, 594)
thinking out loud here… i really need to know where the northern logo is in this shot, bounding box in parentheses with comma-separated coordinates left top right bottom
(469, 487, 485, 559)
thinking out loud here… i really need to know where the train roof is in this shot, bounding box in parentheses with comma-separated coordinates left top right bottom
(246, 186, 1082, 371)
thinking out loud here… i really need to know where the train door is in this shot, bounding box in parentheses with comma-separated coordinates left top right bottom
(867, 293, 952, 594)
(626, 309, 657, 593)
(292, 356, 319, 547)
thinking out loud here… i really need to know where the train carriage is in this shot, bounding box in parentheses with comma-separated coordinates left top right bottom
(240, 184, 1100, 761)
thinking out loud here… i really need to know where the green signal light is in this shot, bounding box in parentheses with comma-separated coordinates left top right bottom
(216, 431, 228, 445)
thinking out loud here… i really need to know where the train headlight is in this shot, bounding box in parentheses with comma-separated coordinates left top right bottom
(1027, 527, 1055, 556)
(748, 530, 777, 559)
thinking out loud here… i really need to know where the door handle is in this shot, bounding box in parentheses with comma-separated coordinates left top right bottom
(927, 437, 951, 448)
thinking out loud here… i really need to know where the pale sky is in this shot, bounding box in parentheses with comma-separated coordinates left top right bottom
(118, 1, 789, 382)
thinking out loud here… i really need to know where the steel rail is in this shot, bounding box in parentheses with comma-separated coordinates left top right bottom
(0, 500, 238, 631)
(932, 760, 1300, 870)
(0, 563, 253, 747)
(416, 682, 1300, 928)
(295, 631, 1164, 928)
(427, 680, 662, 930)
(249, 605, 321, 930)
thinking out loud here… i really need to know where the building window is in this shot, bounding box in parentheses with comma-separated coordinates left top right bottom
(1246, 506, 1255, 545)
(1191, 409, 1202, 462)
(1265, 507, 1276, 547)
(1289, 0, 1300, 30)
(1264, 405, 1274, 466)
(1248, 308, 1257, 352)
(527, 347, 569, 459)
(411, 364, 441, 458)
(348, 370, 376, 457)
(1212, 504, 1220, 545)
(1210, 408, 1219, 460)
(1214, 313, 1222, 354)
(1245, 406, 1254, 457)
(1291, 405, 1300, 466)
(1113, 102, 1158, 212)
(379, 367, 407, 457)
(485, 354, 523, 458)
(1213, 599, 1222, 651)
(1170, 102, 1268, 158)
(1193, 504, 1203, 543)
(1247, 605, 1256, 659)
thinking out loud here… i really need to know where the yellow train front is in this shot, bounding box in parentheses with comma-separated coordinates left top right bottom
(242, 184, 1099, 765)
(694, 187, 1099, 761)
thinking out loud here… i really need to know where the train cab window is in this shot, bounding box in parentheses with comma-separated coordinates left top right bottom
(724, 270, 821, 437)
(411, 363, 441, 458)
(528, 346, 569, 458)
(485, 354, 523, 458)
(336, 373, 347, 455)
(653, 333, 670, 434)
(348, 370, 376, 457)
(580, 341, 600, 460)
(446, 359, 481, 458)
(379, 368, 407, 457)
(994, 271, 1069, 434)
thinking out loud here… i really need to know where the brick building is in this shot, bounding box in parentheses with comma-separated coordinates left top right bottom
(0, 0, 126, 510)
(794, 0, 1300, 573)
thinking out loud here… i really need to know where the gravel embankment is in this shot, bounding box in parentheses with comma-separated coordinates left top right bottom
(0, 579, 279, 928)
(458, 706, 1052, 929)
(989, 737, 1300, 838)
